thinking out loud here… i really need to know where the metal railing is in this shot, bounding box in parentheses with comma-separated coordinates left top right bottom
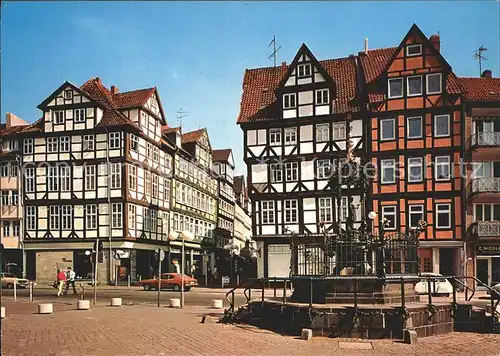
(473, 221, 500, 237)
(471, 132, 500, 148)
(471, 178, 500, 193)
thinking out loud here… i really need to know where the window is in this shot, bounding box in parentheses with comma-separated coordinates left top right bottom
(111, 203, 123, 228)
(382, 206, 397, 230)
(60, 136, 70, 152)
(426, 73, 442, 94)
(270, 164, 283, 183)
(435, 156, 450, 181)
(284, 199, 298, 223)
(24, 139, 33, 154)
(7, 140, 18, 151)
(406, 44, 422, 56)
(147, 143, 152, 160)
(436, 204, 451, 228)
(261, 201, 275, 224)
(74, 108, 85, 123)
(269, 129, 281, 146)
(380, 118, 395, 141)
(316, 89, 329, 105)
(61, 205, 72, 230)
(284, 128, 297, 145)
(25, 167, 35, 193)
(297, 63, 311, 77)
(128, 205, 136, 228)
(381, 159, 396, 184)
(128, 165, 137, 190)
(48, 166, 59, 191)
(47, 137, 58, 153)
(110, 163, 121, 188)
(153, 147, 159, 162)
(49, 206, 60, 230)
(164, 179, 170, 203)
(152, 174, 159, 198)
(388, 78, 403, 98)
(85, 205, 97, 229)
(283, 93, 296, 109)
(317, 159, 331, 179)
(434, 114, 450, 137)
(60, 166, 71, 191)
(26, 206, 36, 230)
(10, 165, 18, 178)
(130, 135, 139, 151)
(83, 135, 94, 151)
(333, 122, 346, 140)
(11, 191, 18, 205)
(340, 197, 348, 221)
(407, 76, 423, 96)
(407, 157, 423, 182)
(285, 162, 298, 181)
(54, 110, 65, 124)
(64, 90, 73, 99)
(316, 123, 329, 142)
(2, 221, 10, 237)
(82, 165, 95, 190)
(407, 116, 423, 138)
(0, 165, 7, 178)
(109, 132, 120, 149)
(409, 205, 424, 229)
(319, 197, 332, 222)
(474, 204, 500, 221)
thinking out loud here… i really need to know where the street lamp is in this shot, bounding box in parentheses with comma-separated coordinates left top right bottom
(224, 239, 241, 285)
(168, 230, 194, 308)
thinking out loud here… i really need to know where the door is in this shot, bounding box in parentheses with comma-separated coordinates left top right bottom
(476, 258, 490, 288)
(492, 257, 500, 287)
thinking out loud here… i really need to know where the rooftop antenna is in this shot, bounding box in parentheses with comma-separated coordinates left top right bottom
(473, 45, 488, 75)
(268, 35, 282, 67)
(176, 108, 190, 129)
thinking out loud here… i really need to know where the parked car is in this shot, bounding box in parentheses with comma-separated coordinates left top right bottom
(138, 273, 198, 292)
(414, 273, 453, 297)
(487, 283, 500, 299)
(1, 272, 29, 289)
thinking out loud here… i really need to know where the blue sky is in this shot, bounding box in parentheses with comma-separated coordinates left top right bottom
(1, 1, 499, 174)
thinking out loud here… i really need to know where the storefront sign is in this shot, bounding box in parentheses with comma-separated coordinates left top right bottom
(476, 244, 500, 256)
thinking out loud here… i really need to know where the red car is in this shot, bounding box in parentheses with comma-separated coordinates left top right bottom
(138, 273, 198, 292)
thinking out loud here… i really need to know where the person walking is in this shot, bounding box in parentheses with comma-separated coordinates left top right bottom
(64, 266, 77, 296)
(56, 268, 67, 297)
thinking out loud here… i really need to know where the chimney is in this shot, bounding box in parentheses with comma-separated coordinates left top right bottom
(5, 112, 28, 127)
(95, 77, 102, 85)
(281, 61, 287, 70)
(364, 38, 368, 55)
(481, 70, 492, 78)
(111, 85, 119, 94)
(430, 34, 440, 52)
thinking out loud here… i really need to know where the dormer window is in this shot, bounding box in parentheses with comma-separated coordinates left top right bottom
(388, 78, 403, 98)
(63, 90, 73, 99)
(407, 76, 423, 96)
(283, 93, 296, 109)
(315, 89, 329, 105)
(297, 64, 311, 78)
(406, 44, 422, 57)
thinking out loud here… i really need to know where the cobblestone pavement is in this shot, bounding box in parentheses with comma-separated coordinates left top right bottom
(2, 299, 500, 356)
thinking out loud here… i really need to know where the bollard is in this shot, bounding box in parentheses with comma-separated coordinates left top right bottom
(211, 299, 223, 309)
(1, 306, 5, 319)
(301, 328, 313, 341)
(110, 298, 122, 307)
(29, 282, 34, 302)
(80, 284, 85, 300)
(13, 278, 17, 301)
(127, 275, 131, 287)
(169, 298, 181, 308)
(38, 303, 53, 314)
(77, 300, 91, 310)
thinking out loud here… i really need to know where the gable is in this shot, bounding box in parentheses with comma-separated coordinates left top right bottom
(144, 90, 166, 125)
(198, 130, 211, 151)
(37, 81, 97, 110)
(228, 150, 234, 168)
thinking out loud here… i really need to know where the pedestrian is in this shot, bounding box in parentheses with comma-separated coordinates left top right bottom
(64, 266, 77, 296)
(56, 268, 67, 297)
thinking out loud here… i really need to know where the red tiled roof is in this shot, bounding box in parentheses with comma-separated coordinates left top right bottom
(162, 125, 180, 134)
(459, 77, 500, 103)
(181, 128, 204, 143)
(237, 56, 360, 124)
(359, 47, 464, 104)
(19, 118, 43, 133)
(212, 149, 231, 162)
(113, 88, 155, 108)
(0, 125, 28, 136)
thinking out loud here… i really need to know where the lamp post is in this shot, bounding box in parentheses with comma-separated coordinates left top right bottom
(168, 230, 194, 308)
(224, 239, 240, 286)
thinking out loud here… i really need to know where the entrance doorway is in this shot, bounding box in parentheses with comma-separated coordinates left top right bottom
(439, 248, 455, 276)
(476, 256, 500, 288)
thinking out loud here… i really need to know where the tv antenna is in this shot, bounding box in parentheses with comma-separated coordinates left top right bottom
(473, 45, 488, 75)
(176, 108, 190, 128)
(268, 35, 282, 67)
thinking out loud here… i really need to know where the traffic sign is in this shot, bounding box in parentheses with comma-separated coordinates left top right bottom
(158, 249, 165, 262)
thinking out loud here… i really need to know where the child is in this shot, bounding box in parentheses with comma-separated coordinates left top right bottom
(56, 268, 67, 297)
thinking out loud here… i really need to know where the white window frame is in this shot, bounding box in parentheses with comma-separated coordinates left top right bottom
(380, 118, 395, 141)
(130, 134, 139, 151)
(270, 164, 283, 183)
(407, 75, 423, 97)
(25, 167, 35, 193)
(426, 73, 442, 95)
(61, 205, 72, 230)
(23, 139, 33, 154)
(110, 163, 121, 189)
(48, 166, 59, 191)
(85, 204, 97, 229)
(317, 159, 331, 179)
(26, 206, 36, 230)
(54, 110, 65, 124)
(316, 123, 329, 142)
(407, 116, 423, 139)
(85, 165, 96, 190)
(382, 205, 397, 230)
(74, 108, 86, 123)
(436, 203, 451, 229)
(284, 199, 298, 223)
(283, 93, 296, 109)
(435, 156, 451, 181)
(284, 127, 297, 145)
(407, 157, 423, 183)
(318, 197, 332, 223)
(128, 165, 137, 191)
(269, 128, 281, 146)
(340, 196, 349, 221)
(285, 162, 298, 182)
(128, 204, 136, 228)
(408, 205, 424, 229)
(261, 201, 275, 224)
(60, 166, 71, 192)
(315, 89, 329, 105)
(47, 137, 58, 153)
(111, 203, 123, 228)
(297, 63, 311, 78)
(83, 135, 95, 151)
(381, 159, 396, 184)
(406, 44, 422, 57)
(63, 90, 73, 99)
(59, 136, 70, 152)
(49, 206, 60, 230)
(333, 122, 346, 140)
(388, 78, 403, 99)
(109, 132, 121, 149)
(434, 114, 450, 137)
